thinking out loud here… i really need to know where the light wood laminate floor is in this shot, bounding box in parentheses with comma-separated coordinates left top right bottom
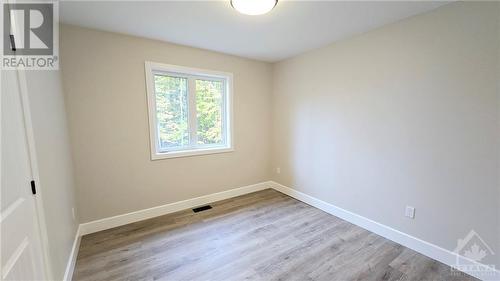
(73, 189, 477, 281)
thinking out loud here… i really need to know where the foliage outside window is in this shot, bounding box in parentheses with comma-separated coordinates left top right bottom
(145, 62, 233, 159)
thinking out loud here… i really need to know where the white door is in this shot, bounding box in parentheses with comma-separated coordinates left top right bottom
(1, 69, 47, 280)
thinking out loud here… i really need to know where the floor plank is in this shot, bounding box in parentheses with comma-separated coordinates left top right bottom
(72, 189, 477, 281)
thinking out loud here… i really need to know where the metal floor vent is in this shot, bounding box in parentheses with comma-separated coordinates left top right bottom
(192, 205, 212, 213)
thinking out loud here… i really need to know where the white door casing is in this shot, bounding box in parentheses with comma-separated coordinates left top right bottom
(1, 2, 53, 279)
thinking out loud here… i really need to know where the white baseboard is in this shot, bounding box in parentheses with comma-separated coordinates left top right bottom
(79, 181, 272, 235)
(63, 225, 81, 281)
(71, 180, 498, 281)
(268, 181, 499, 281)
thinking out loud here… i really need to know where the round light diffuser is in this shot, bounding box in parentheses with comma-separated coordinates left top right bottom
(231, 0, 278, 16)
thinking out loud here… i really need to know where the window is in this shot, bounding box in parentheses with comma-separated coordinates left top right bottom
(145, 62, 233, 159)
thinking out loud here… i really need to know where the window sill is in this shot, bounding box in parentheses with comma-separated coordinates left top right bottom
(151, 147, 234, 160)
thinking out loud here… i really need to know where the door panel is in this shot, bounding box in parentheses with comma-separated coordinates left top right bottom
(1, 70, 46, 280)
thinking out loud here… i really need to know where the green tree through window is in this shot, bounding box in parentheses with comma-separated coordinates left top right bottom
(147, 62, 231, 158)
(196, 79, 224, 146)
(154, 75, 189, 150)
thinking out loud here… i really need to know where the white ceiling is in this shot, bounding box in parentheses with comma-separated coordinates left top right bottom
(60, 1, 448, 62)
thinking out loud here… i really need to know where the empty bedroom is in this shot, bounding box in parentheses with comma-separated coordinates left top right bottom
(1, 0, 499, 280)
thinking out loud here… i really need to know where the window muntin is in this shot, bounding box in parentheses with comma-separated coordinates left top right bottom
(145, 62, 233, 159)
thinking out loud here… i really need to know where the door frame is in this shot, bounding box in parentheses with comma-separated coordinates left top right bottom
(3, 1, 54, 278)
(16, 69, 54, 280)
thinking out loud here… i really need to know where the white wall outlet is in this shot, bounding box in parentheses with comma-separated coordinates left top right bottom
(72, 207, 76, 221)
(405, 206, 415, 219)
(276, 167, 281, 174)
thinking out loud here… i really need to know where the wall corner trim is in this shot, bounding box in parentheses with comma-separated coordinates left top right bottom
(63, 225, 81, 281)
(268, 181, 500, 281)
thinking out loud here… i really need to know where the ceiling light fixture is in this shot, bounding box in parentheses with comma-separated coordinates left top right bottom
(231, 0, 278, 16)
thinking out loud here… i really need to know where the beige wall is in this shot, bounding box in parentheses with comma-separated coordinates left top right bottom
(60, 25, 273, 223)
(60, 1, 500, 268)
(272, 1, 500, 267)
(26, 70, 79, 280)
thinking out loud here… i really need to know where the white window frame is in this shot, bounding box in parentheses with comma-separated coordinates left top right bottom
(145, 61, 234, 160)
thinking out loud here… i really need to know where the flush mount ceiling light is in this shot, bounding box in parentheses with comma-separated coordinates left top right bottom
(231, 0, 278, 16)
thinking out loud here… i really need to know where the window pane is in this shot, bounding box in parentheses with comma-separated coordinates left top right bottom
(195, 79, 224, 146)
(154, 75, 189, 151)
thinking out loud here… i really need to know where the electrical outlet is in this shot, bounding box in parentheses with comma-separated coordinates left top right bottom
(405, 206, 415, 219)
(276, 167, 281, 174)
(72, 208, 76, 221)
